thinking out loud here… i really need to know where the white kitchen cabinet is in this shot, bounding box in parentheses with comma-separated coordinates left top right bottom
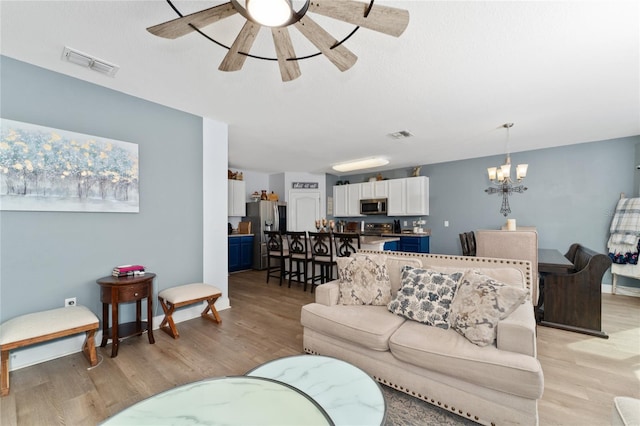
(228, 179, 246, 217)
(387, 176, 429, 216)
(347, 184, 363, 216)
(361, 181, 388, 199)
(333, 185, 348, 217)
(333, 184, 363, 217)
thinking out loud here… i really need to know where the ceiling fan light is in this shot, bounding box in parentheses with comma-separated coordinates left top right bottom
(246, 0, 292, 27)
(332, 157, 389, 173)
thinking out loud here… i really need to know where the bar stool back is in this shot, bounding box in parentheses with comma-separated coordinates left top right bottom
(286, 231, 311, 291)
(308, 231, 335, 292)
(265, 231, 288, 286)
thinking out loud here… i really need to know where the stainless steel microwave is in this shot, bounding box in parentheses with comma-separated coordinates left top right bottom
(360, 199, 387, 215)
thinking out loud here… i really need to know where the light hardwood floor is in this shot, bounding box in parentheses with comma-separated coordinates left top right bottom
(1, 270, 638, 425)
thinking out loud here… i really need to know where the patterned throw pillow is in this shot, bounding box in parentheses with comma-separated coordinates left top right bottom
(449, 270, 528, 346)
(336, 255, 391, 306)
(387, 266, 463, 328)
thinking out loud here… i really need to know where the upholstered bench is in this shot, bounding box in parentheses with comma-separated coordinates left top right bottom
(0, 305, 99, 396)
(158, 283, 222, 339)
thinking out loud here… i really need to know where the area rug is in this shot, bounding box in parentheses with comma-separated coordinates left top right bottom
(382, 385, 477, 425)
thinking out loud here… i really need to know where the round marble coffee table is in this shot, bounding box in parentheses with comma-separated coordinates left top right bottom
(100, 376, 332, 425)
(247, 355, 386, 426)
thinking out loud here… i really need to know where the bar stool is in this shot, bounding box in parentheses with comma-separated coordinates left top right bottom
(265, 230, 288, 286)
(333, 232, 361, 258)
(308, 231, 335, 292)
(286, 231, 311, 291)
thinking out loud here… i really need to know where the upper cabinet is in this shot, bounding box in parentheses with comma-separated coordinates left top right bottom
(361, 181, 388, 199)
(333, 184, 363, 217)
(333, 177, 428, 217)
(228, 180, 246, 217)
(387, 176, 429, 216)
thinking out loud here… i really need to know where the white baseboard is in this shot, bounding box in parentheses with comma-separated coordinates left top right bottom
(6, 299, 230, 373)
(602, 283, 640, 297)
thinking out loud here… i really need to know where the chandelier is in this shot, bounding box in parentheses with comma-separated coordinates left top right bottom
(485, 123, 528, 217)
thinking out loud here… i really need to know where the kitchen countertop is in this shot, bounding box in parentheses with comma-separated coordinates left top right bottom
(228, 233, 254, 237)
(360, 235, 400, 245)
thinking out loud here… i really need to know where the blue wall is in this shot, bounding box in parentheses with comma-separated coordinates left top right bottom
(0, 56, 205, 322)
(328, 136, 640, 286)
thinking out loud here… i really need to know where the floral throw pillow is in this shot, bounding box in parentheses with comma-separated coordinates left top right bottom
(387, 266, 463, 328)
(336, 255, 391, 306)
(449, 270, 528, 346)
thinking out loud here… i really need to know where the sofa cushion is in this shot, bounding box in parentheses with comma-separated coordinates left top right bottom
(336, 254, 391, 305)
(388, 267, 463, 329)
(301, 303, 405, 351)
(389, 320, 544, 399)
(450, 270, 528, 346)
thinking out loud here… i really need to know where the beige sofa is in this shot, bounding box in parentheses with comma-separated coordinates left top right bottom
(301, 250, 544, 426)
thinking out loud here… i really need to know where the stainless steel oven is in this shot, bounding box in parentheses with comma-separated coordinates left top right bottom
(360, 199, 387, 215)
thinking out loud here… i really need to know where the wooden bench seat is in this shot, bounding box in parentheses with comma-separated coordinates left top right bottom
(0, 305, 99, 396)
(158, 283, 222, 339)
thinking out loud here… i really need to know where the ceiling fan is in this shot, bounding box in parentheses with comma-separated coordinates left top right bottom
(147, 0, 410, 82)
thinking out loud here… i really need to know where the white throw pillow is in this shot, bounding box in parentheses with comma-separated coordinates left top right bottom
(449, 270, 528, 346)
(336, 255, 391, 306)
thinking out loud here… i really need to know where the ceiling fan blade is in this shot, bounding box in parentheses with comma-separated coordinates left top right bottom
(147, 2, 237, 39)
(271, 27, 302, 82)
(219, 20, 261, 72)
(309, 0, 409, 37)
(294, 15, 357, 72)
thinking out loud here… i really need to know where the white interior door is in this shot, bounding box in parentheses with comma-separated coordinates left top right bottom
(288, 190, 321, 232)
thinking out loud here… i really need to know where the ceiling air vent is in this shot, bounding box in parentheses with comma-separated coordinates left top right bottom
(387, 130, 414, 140)
(62, 46, 119, 77)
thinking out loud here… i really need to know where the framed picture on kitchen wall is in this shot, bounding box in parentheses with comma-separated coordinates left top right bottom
(0, 118, 139, 213)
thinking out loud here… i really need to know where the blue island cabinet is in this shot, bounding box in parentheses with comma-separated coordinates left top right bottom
(399, 236, 430, 253)
(228, 235, 254, 272)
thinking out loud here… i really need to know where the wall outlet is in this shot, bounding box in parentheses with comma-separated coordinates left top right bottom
(65, 297, 77, 307)
(403, 221, 408, 226)
(444, 220, 449, 227)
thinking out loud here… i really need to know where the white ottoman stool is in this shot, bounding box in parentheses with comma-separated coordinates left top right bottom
(612, 396, 640, 426)
(158, 283, 222, 339)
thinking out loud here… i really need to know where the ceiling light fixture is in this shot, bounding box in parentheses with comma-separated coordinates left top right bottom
(246, 0, 293, 27)
(332, 157, 389, 173)
(485, 123, 529, 217)
(62, 46, 119, 77)
(147, 0, 409, 82)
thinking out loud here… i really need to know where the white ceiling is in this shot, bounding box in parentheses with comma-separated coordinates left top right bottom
(1, 1, 638, 176)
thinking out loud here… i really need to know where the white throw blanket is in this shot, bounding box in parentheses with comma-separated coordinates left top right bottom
(608, 197, 640, 254)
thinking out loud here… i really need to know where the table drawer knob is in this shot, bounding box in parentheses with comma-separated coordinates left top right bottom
(134, 293, 139, 297)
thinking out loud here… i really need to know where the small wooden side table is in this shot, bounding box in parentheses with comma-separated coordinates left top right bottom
(96, 273, 156, 357)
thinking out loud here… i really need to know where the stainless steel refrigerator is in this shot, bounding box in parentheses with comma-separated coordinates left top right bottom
(243, 201, 287, 270)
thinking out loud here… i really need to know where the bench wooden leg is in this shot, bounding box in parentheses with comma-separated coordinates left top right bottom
(82, 329, 98, 367)
(158, 298, 179, 339)
(1, 350, 9, 397)
(201, 295, 222, 324)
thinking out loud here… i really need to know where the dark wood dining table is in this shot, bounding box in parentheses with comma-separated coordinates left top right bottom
(538, 248, 574, 274)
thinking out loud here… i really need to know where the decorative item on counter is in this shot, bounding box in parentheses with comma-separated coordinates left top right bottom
(251, 191, 261, 202)
(412, 166, 421, 177)
(506, 218, 516, 231)
(228, 170, 243, 180)
(268, 191, 279, 201)
(260, 190, 268, 200)
(376, 173, 383, 181)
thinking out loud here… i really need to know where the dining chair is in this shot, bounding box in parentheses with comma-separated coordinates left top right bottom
(265, 230, 288, 286)
(308, 231, 336, 292)
(286, 231, 311, 291)
(333, 232, 361, 258)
